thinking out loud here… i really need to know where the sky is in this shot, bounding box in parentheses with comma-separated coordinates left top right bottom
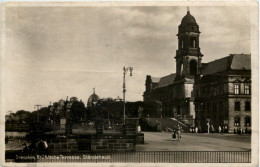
(1, 5, 253, 113)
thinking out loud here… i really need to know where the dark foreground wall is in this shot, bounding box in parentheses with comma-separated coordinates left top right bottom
(46, 135, 136, 153)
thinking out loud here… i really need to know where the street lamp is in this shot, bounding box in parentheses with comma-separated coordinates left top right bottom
(34, 104, 42, 123)
(123, 66, 133, 124)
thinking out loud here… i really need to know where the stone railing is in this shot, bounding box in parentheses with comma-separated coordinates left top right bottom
(103, 124, 123, 134)
(72, 124, 96, 135)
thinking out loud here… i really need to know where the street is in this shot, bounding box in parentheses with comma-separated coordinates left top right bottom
(137, 132, 251, 151)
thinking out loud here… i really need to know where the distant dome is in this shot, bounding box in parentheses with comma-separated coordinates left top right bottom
(87, 88, 100, 106)
(181, 11, 197, 25)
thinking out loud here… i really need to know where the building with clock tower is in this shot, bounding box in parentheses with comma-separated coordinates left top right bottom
(143, 9, 251, 133)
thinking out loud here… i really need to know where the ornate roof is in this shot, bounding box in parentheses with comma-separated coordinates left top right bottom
(181, 11, 197, 25)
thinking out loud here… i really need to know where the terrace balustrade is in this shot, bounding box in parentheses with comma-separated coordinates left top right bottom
(48, 124, 127, 135)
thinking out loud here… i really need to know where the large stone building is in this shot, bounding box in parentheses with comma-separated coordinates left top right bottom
(194, 54, 251, 133)
(143, 10, 251, 133)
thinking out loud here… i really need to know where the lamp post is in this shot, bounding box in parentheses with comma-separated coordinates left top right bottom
(34, 104, 42, 123)
(123, 66, 133, 125)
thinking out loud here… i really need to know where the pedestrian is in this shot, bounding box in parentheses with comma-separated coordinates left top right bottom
(172, 130, 178, 141)
(195, 127, 198, 133)
(137, 124, 141, 134)
(37, 140, 48, 155)
(43, 140, 48, 154)
(218, 126, 222, 134)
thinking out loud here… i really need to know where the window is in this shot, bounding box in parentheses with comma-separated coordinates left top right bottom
(234, 116, 240, 126)
(181, 41, 184, 48)
(234, 84, 240, 94)
(235, 101, 240, 111)
(245, 101, 251, 111)
(190, 37, 196, 48)
(189, 60, 197, 75)
(245, 116, 251, 126)
(245, 84, 250, 95)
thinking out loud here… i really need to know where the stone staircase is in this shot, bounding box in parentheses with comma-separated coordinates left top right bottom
(142, 117, 190, 133)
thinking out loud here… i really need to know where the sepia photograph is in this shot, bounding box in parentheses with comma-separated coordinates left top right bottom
(1, 1, 258, 166)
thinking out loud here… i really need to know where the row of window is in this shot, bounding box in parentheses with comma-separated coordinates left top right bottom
(152, 86, 184, 102)
(200, 101, 228, 116)
(234, 101, 251, 111)
(179, 37, 197, 49)
(234, 116, 251, 126)
(198, 83, 251, 97)
(234, 84, 251, 95)
(198, 85, 225, 97)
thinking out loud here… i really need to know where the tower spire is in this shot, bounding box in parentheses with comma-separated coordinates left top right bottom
(93, 87, 95, 94)
(187, 6, 190, 13)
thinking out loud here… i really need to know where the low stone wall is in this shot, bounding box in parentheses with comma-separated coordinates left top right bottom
(91, 137, 135, 152)
(47, 138, 79, 153)
(46, 135, 136, 153)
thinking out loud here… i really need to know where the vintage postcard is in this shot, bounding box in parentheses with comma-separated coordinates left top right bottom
(0, 1, 258, 167)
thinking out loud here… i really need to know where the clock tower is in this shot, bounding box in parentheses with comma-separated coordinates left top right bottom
(175, 10, 203, 80)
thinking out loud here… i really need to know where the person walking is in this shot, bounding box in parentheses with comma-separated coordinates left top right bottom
(172, 130, 179, 141)
(218, 126, 222, 134)
(195, 127, 198, 133)
(137, 124, 141, 134)
(172, 130, 177, 140)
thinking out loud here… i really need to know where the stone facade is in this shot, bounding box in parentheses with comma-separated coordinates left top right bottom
(143, 10, 251, 133)
(194, 55, 251, 133)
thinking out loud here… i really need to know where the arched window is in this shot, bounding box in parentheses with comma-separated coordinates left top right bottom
(190, 37, 196, 48)
(189, 60, 197, 75)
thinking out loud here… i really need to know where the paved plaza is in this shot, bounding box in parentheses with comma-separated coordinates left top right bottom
(137, 132, 251, 151)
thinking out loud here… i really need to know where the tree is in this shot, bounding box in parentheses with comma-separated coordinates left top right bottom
(70, 101, 86, 124)
(142, 101, 162, 118)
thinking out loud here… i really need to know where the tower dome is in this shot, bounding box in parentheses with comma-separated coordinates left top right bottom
(87, 88, 100, 106)
(178, 10, 200, 34)
(181, 11, 197, 25)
